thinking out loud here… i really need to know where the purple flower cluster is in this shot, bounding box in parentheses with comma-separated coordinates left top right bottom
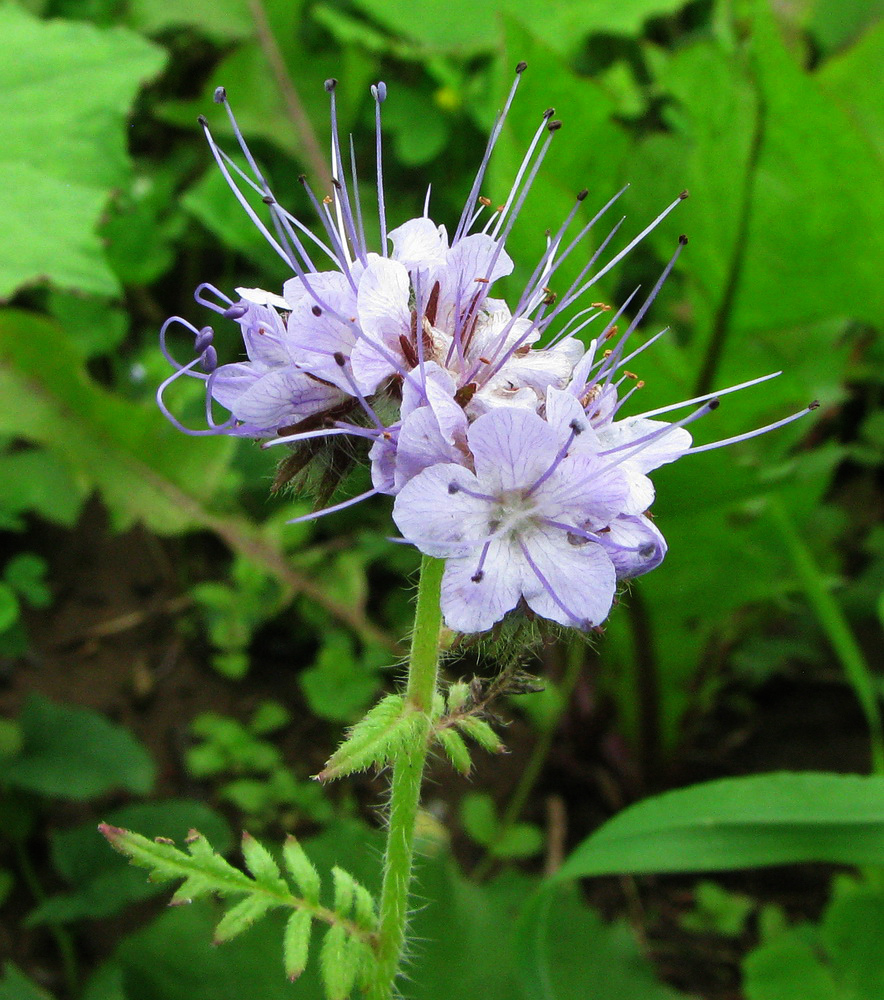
(160, 69, 816, 633)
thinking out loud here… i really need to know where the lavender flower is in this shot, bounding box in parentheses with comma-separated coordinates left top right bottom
(158, 66, 818, 632)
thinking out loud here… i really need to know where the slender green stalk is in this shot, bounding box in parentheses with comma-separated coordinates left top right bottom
(369, 555, 445, 999)
(768, 496, 884, 774)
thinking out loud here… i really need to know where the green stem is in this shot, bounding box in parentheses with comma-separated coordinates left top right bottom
(768, 496, 884, 774)
(368, 555, 445, 999)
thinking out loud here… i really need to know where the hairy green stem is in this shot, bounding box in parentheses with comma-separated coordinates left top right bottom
(369, 556, 445, 999)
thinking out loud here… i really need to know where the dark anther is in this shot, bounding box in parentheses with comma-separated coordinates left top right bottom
(678, 234, 689, 245)
(298, 174, 308, 185)
(708, 398, 721, 411)
(332, 178, 342, 190)
(194, 326, 214, 354)
(569, 419, 584, 435)
(640, 544, 656, 558)
(200, 346, 218, 373)
(543, 107, 555, 119)
(577, 189, 588, 201)
(324, 78, 338, 92)
(263, 195, 275, 205)
(547, 120, 563, 132)
(515, 61, 528, 74)
(197, 114, 209, 127)
(471, 571, 485, 584)
(809, 400, 821, 410)
(213, 87, 227, 103)
(447, 482, 460, 495)
(312, 305, 322, 317)
(333, 351, 347, 366)
(679, 189, 690, 200)
(222, 303, 248, 320)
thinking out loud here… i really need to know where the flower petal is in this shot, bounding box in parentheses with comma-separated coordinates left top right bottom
(440, 537, 525, 633)
(392, 464, 491, 558)
(597, 416, 692, 473)
(389, 217, 449, 268)
(598, 515, 667, 579)
(467, 408, 558, 493)
(520, 527, 616, 628)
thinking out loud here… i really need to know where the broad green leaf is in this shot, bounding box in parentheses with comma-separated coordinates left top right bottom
(300, 632, 383, 723)
(126, 0, 254, 41)
(460, 792, 498, 846)
(0, 448, 85, 530)
(0, 4, 166, 297)
(6, 694, 154, 800)
(816, 19, 884, 160)
(558, 773, 884, 879)
(0, 965, 54, 1000)
(744, 931, 840, 1000)
(347, 0, 692, 56)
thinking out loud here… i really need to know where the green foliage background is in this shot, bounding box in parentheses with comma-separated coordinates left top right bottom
(0, 0, 881, 996)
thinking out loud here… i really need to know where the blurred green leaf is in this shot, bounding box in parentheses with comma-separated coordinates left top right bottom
(6, 694, 155, 800)
(28, 800, 232, 926)
(0, 310, 234, 534)
(0, 965, 54, 1000)
(299, 631, 382, 722)
(460, 791, 498, 846)
(126, 0, 254, 41)
(0, 583, 19, 633)
(4, 553, 52, 608)
(0, 3, 166, 298)
(0, 448, 85, 530)
(559, 773, 884, 878)
(680, 881, 754, 936)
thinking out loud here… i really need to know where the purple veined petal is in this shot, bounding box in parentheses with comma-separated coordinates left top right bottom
(401, 361, 455, 421)
(440, 536, 526, 633)
(492, 338, 583, 397)
(211, 363, 344, 430)
(394, 405, 469, 491)
(520, 526, 616, 628)
(468, 384, 539, 418)
(388, 217, 449, 268)
(357, 256, 411, 344)
(598, 514, 667, 579)
(349, 335, 401, 395)
(434, 234, 515, 330)
(282, 266, 362, 312)
(236, 304, 291, 369)
(369, 432, 398, 494)
(286, 297, 359, 388)
(596, 416, 693, 473)
(392, 464, 492, 559)
(617, 462, 655, 515)
(535, 452, 630, 525)
(467, 407, 559, 493)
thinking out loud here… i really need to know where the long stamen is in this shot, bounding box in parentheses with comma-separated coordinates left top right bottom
(544, 191, 689, 327)
(371, 82, 388, 255)
(634, 372, 782, 419)
(261, 425, 377, 449)
(454, 61, 527, 244)
(349, 135, 368, 258)
(596, 399, 719, 474)
(156, 357, 237, 437)
(525, 420, 583, 496)
(333, 352, 386, 429)
(194, 283, 233, 313)
(288, 488, 380, 524)
(326, 78, 366, 266)
(688, 402, 819, 454)
(518, 538, 589, 628)
(490, 107, 556, 240)
(596, 236, 688, 383)
(447, 481, 496, 503)
(470, 541, 492, 583)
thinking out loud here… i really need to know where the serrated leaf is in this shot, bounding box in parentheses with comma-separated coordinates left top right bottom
(331, 867, 356, 919)
(436, 728, 473, 775)
(319, 695, 420, 780)
(455, 716, 505, 755)
(283, 836, 321, 905)
(241, 833, 283, 886)
(352, 884, 376, 931)
(446, 682, 471, 713)
(213, 894, 276, 944)
(283, 909, 313, 981)
(320, 924, 360, 1000)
